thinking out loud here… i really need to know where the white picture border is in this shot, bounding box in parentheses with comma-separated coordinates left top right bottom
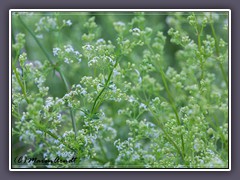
(9, 9, 231, 171)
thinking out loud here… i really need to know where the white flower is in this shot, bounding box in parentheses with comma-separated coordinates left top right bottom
(79, 111, 85, 116)
(139, 103, 147, 110)
(56, 151, 61, 156)
(115, 21, 125, 26)
(76, 84, 82, 88)
(88, 57, 98, 67)
(143, 154, 156, 161)
(113, 69, 120, 77)
(64, 45, 74, 53)
(108, 57, 116, 65)
(118, 109, 123, 115)
(166, 16, 175, 26)
(54, 139, 59, 144)
(74, 51, 80, 55)
(132, 27, 140, 33)
(131, 28, 141, 36)
(56, 98, 64, 105)
(43, 152, 48, 158)
(97, 38, 105, 44)
(45, 97, 54, 110)
(59, 144, 65, 149)
(64, 57, 70, 64)
(132, 154, 140, 161)
(57, 114, 62, 121)
(80, 89, 87, 96)
(36, 130, 43, 135)
(77, 58, 82, 63)
(109, 83, 117, 93)
(53, 47, 60, 56)
(21, 112, 26, 121)
(68, 102, 73, 108)
(83, 44, 93, 51)
(135, 143, 141, 149)
(39, 143, 44, 148)
(65, 20, 72, 26)
(35, 76, 45, 85)
(84, 136, 88, 147)
(135, 69, 142, 83)
(128, 95, 135, 103)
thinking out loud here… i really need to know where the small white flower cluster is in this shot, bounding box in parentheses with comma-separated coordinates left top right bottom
(62, 130, 75, 138)
(63, 19, 72, 26)
(35, 16, 57, 32)
(113, 21, 126, 33)
(127, 95, 136, 103)
(52, 45, 82, 64)
(56, 150, 74, 161)
(139, 103, 147, 110)
(35, 17, 73, 33)
(130, 27, 141, 36)
(53, 47, 60, 56)
(19, 130, 35, 142)
(35, 76, 49, 96)
(96, 38, 105, 44)
(82, 44, 94, 51)
(44, 97, 54, 111)
(88, 57, 99, 67)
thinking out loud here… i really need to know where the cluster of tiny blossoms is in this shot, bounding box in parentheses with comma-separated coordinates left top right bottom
(12, 12, 229, 168)
(53, 44, 82, 64)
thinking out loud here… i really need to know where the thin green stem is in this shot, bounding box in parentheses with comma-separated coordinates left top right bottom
(58, 70, 70, 94)
(146, 42, 185, 161)
(91, 60, 119, 115)
(70, 109, 77, 138)
(18, 16, 54, 65)
(35, 122, 76, 152)
(151, 116, 185, 163)
(97, 138, 108, 161)
(18, 15, 77, 138)
(158, 68, 185, 160)
(12, 64, 30, 104)
(91, 86, 106, 114)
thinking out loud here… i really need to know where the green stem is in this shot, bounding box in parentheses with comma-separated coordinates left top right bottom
(36, 125, 76, 152)
(18, 16, 54, 65)
(158, 68, 185, 160)
(70, 109, 77, 138)
(12, 64, 30, 104)
(58, 69, 71, 93)
(18, 15, 77, 138)
(91, 60, 119, 115)
(146, 42, 185, 162)
(98, 138, 108, 161)
(91, 86, 106, 114)
(152, 116, 185, 163)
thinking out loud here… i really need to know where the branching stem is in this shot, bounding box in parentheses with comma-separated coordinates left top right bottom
(18, 15, 77, 138)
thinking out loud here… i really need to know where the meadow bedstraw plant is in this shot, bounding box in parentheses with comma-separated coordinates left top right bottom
(11, 11, 229, 169)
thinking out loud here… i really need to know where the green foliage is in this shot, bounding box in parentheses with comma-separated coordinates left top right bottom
(11, 11, 229, 168)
